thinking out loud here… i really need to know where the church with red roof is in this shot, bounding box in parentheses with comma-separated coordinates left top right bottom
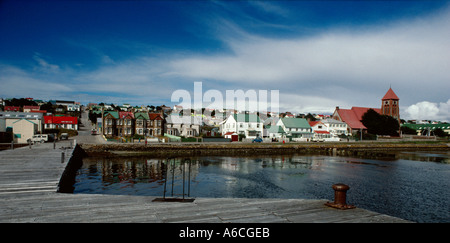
(332, 88, 400, 134)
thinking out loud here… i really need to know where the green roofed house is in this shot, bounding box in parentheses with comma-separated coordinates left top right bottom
(267, 125, 286, 139)
(103, 111, 119, 136)
(276, 118, 313, 141)
(135, 112, 149, 136)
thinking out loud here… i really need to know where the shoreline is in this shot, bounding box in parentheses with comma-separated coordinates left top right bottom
(80, 141, 450, 158)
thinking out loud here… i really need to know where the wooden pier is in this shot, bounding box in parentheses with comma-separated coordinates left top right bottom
(0, 141, 411, 223)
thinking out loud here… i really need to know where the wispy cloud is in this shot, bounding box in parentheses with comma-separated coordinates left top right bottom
(32, 53, 60, 73)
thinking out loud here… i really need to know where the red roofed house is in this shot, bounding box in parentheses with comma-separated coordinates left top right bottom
(117, 111, 134, 137)
(332, 87, 400, 134)
(23, 106, 40, 112)
(44, 115, 78, 130)
(4, 106, 20, 112)
(148, 112, 164, 136)
(309, 120, 331, 141)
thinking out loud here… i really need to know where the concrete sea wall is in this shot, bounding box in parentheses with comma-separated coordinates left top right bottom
(80, 142, 450, 158)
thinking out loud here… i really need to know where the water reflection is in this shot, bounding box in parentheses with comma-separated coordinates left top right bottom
(396, 151, 450, 163)
(74, 152, 450, 223)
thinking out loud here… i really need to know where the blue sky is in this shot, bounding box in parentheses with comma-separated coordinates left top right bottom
(1, 0, 449, 121)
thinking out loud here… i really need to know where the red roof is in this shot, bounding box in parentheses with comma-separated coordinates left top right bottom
(308, 121, 323, 127)
(382, 88, 399, 100)
(336, 107, 381, 130)
(23, 106, 40, 110)
(118, 111, 134, 119)
(5, 106, 20, 111)
(149, 113, 163, 120)
(314, 131, 330, 134)
(224, 132, 237, 135)
(44, 116, 77, 124)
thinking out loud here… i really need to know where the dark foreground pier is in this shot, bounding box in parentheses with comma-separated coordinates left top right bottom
(0, 141, 413, 223)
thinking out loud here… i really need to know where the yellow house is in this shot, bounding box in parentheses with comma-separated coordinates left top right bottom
(13, 119, 38, 143)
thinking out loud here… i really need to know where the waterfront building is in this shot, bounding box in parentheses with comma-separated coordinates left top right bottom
(381, 87, 400, 120)
(43, 115, 78, 130)
(0, 112, 44, 133)
(220, 114, 263, 139)
(147, 113, 165, 137)
(166, 115, 201, 137)
(332, 87, 400, 135)
(321, 118, 348, 137)
(276, 117, 312, 141)
(117, 111, 134, 137)
(12, 119, 38, 143)
(103, 111, 119, 137)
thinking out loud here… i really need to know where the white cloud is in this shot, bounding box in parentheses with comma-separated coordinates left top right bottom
(404, 100, 450, 122)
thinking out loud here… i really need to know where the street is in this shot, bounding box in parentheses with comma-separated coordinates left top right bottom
(74, 109, 106, 144)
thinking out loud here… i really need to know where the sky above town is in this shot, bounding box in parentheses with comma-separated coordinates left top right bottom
(0, 0, 449, 121)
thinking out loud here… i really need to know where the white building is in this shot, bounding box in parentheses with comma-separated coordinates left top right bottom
(276, 118, 312, 141)
(221, 114, 263, 139)
(165, 115, 202, 137)
(12, 119, 38, 143)
(321, 118, 348, 137)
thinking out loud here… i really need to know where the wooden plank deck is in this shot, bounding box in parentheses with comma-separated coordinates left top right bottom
(0, 141, 411, 223)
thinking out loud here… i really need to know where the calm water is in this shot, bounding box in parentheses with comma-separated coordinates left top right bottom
(74, 151, 450, 223)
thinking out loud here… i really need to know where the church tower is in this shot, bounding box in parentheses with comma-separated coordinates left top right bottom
(381, 87, 400, 120)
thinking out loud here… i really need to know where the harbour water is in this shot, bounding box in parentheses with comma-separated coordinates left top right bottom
(74, 151, 450, 223)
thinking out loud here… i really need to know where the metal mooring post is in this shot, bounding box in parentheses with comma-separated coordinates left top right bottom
(154, 157, 194, 203)
(325, 183, 355, 209)
(182, 158, 192, 200)
(163, 158, 174, 200)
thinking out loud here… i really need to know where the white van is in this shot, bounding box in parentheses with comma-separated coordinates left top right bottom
(31, 134, 48, 143)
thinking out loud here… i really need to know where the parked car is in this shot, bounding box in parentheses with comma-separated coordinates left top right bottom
(60, 133, 69, 140)
(311, 137, 324, 142)
(252, 137, 263, 143)
(31, 134, 48, 143)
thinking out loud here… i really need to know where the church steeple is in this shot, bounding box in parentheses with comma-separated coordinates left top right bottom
(381, 87, 400, 120)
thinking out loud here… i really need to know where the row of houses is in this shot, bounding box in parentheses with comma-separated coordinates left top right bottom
(0, 112, 78, 143)
(220, 114, 348, 141)
(101, 110, 204, 139)
(102, 111, 167, 137)
(98, 109, 349, 142)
